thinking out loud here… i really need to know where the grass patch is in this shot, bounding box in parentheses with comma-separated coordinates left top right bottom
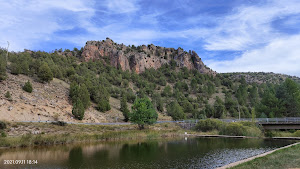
(232, 143, 300, 169)
(0, 122, 183, 148)
(194, 119, 263, 137)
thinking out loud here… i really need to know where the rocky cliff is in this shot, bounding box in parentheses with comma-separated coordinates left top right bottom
(81, 38, 216, 75)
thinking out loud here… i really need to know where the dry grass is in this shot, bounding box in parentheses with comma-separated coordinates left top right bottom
(0, 122, 184, 148)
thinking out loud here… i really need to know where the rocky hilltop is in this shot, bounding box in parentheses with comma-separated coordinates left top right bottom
(81, 38, 216, 75)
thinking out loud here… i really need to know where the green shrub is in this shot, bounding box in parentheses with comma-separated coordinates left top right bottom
(220, 122, 262, 137)
(5, 91, 12, 101)
(221, 123, 245, 136)
(22, 80, 33, 93)
(293, 130, 300, 137)
(1, 131, 7, 137)
(0, 121, 6, 130)
(96, 98, 111, 112)
(51, 121, 67, 126)
(72, 99, 85, 120)
(167, 101, 186, 121)
(38, 62, 53, 82)
(194, 119, 225, 132)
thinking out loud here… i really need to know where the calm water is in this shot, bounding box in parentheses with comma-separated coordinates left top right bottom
(0, 137, 296, 169)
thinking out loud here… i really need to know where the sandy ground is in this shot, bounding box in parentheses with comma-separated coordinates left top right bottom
(0, 73, 171, 123)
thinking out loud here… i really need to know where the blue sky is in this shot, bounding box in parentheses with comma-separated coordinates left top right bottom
(1, 0, 300, 77)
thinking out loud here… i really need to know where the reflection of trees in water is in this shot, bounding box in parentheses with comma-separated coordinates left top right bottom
(68, 146, 83, 168)
(92, 149, 109, 161)
(119, 141, 161, 161)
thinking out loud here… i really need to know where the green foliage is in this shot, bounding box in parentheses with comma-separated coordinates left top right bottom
(221, 123, 245, 136)
(72, 99, 85, 120)
(120, 94, 130, 122)
(276, 78, 300, 117)
(0, 52, 7, 81)
(213, 96, 226, 118)
(5, 91, 12, 101)
(293, 130, 300, 137)
(70, 83, 90, 111)
(195, 119, 224, 132)
(38, 62, 53, 82)
(161, 85, 172, 97)
(220, 122, 262, 137)
(256, 89, 285, 118)
(152, 92, 164, 112)
(167, 101, 186, 120)
(22, 80, 33, 93)
(251, 108, 256, 122)
(129, 97, 158, 129)
(182, 99, 194, 113)
(0, 121, 7, 130)
(10, 62, 22, 75)
(1, 131, 7, 137)
(96, 98, 111, 112)
(78, 84, 90, 109)
(204, 104, 215, 118)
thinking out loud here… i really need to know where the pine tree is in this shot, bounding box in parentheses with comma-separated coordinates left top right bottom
(96, 98, 111, 112)
(0, 53, 7, 81)
(78, 84, 90, 109)
(38, 62, 53, 82)
(120, 93, 130, 122)
(167, 101, 185, 121)
(5, 91, 12, 101)
(251, 108, 256, 122)
(10, 62, 22, 75)
(72, 99, 85, 120)
(22, 80, 33, 93)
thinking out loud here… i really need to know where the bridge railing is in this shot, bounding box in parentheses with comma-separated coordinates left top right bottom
(219, 117, 300, 123)
(183, 117, 300, 124)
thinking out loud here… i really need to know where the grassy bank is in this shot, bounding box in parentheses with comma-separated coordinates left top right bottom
(194, 119, 263, 137)
(232, 143, 300, 169)
(0, 122, 184, 148)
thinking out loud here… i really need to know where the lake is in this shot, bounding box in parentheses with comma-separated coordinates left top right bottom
(0, 137, 296, 169)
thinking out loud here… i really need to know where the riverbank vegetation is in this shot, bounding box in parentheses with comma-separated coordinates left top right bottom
(194, 119, 263, 137)
(232, 143, 300, 169)
(0, 121, 183, 148)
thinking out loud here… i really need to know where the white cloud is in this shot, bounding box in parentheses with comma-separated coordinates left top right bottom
(202, 0, 300, 51)
(206, 35, 300, 77)
(105, 0, 138, 14)
(0, 0, 94, 51)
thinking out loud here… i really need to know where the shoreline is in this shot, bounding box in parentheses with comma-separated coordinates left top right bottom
(217, 141, 300, 169)
(0, 122, 188, 149)
(1, 122, 299, 150)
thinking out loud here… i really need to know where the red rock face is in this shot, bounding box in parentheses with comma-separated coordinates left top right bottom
(81, 38, 216, 75)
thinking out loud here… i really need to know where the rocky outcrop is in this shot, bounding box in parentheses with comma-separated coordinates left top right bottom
(81, 38, 216, 75)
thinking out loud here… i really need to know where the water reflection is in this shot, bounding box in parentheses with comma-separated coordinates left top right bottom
(0, 138, 296, 169)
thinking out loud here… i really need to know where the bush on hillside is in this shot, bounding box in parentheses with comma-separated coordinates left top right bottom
(22, 80, 33, 93)
(5, 91, 12, 101)
(0, 121, 7, 130)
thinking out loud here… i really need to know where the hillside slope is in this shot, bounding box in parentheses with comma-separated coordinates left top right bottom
(0, 39, 299, 123)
